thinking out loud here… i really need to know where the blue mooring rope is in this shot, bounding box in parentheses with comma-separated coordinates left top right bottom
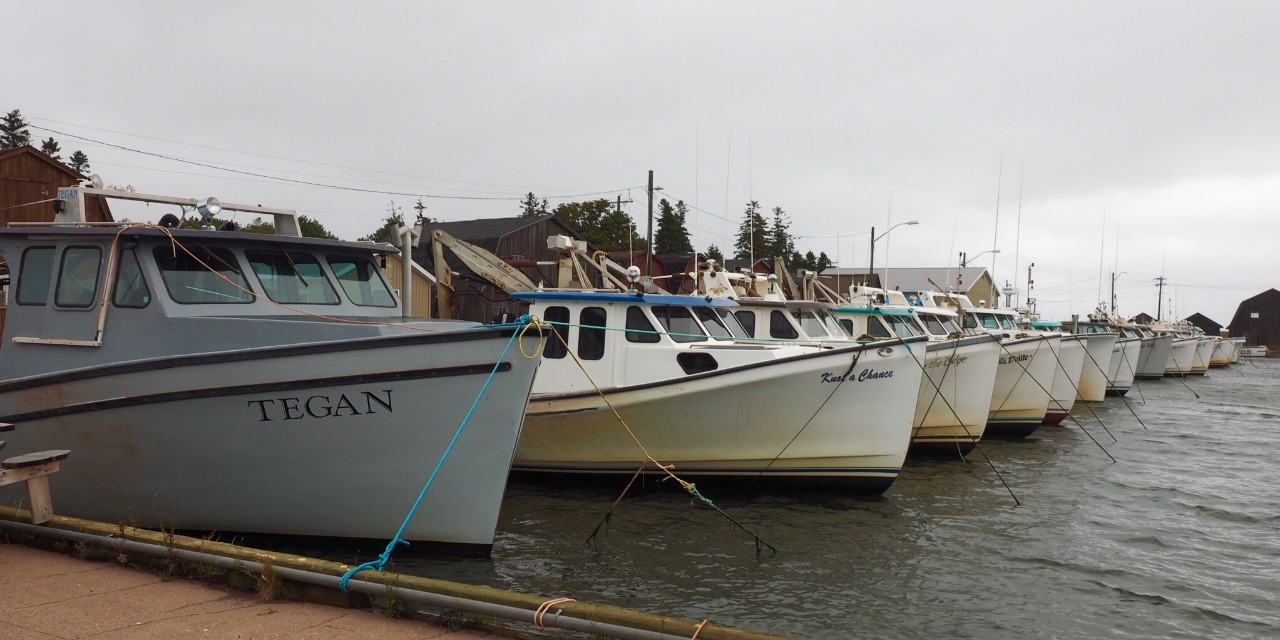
(338, 314, 532, 591)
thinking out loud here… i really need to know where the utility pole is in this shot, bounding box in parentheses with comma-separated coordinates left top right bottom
(646, 170, 655, 275)
(1155, 276, 1167, 320)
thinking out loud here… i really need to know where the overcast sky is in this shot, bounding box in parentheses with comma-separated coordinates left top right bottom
(7, 2, 1277, 325)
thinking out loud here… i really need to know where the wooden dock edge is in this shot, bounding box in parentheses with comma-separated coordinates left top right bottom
(0, 506, 792, 640)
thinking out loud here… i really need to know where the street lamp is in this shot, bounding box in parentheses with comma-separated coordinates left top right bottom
(958, 248, 1000, 268)
(868, 220, 919, 286)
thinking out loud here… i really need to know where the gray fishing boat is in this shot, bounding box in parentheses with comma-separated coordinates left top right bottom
(0, 183, 539, 549)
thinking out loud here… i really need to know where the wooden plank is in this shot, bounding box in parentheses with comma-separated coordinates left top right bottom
(26, 475, 53, 524)
(2, 449, 70, 469)
(0, 460, 63, 487)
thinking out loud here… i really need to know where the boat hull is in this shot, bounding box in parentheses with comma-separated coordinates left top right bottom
(1190, 337, 1215, 375)
(1134, 335, 1173, 380)
(909, 336, 1000, 453)
(1044, 335, 1086, 425)
(1164, 337, 1199, 376)
(986, 335, 1059, 437)
(1076, 333, 1118, 402)
(1105, 338, 1142, 396)
(0, 330, 539, 548)
(513, 340, 924, 493)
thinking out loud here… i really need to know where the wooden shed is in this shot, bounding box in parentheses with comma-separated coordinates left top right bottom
(1227, 288, 1280, 355)
(0, 145, 113, 224)
(1, 145, 114, 333)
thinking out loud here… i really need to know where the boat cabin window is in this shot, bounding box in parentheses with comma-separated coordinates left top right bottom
(821, 311, 850, 338)
(625, 306, 661, 343)
(693, 307, 735, 340)
(155, 246, 254, 304)
(248, 250, 340, 305)
(715, 308, 750, 338)
(838, 318, 855, 336)
(734, 310, 757, 338)
(541, 306, 569, 358)
(651, 305, 706, 343)
(112, 249, 151, 308)
(578, 307, 607, 360)
(16, 246, 54, 305)
(918, 313, 946, 336)
(55, 246, 102, 308)
(867, 316, 893, 339)
(882, 314, 925, 338)
(788, 309, 829, 340)
(968, 312, 1000, 329)
(997, 314, 1019, 330)
(327, 256, 397, 307)
(769, 310, 799, 340)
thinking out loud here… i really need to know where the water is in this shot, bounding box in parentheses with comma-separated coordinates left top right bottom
(320, 361, 1280, 639)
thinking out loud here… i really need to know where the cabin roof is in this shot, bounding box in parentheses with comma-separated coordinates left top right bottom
(511, 290, 737, 307)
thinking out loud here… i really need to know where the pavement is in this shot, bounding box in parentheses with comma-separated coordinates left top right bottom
(0, 542, 504, 639)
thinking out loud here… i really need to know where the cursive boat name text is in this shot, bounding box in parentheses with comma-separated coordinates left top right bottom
(998, 354, 1031, 365)
(247, 390, 393, 422)
(820, 368, 894, 383)
(925, 354, 969, 369)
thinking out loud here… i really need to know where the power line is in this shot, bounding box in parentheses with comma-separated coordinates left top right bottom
(29, 125, 639, 203)
(28, 115, 597, 194)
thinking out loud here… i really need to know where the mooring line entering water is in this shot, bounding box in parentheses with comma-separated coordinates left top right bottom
(903, 337, 1020, 506)
(544, 322, 777, 555)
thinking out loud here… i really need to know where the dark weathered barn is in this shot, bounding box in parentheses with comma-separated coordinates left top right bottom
(1227, 288, 1280, 355)
(416, 214, 585, 322)
(1184, 312, 1223, 336)
(1131, 312, 1155, 325)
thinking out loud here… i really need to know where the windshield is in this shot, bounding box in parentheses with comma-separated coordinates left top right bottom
(918, 312, 958, 336)
(882, 314, 925, 338)
(652, 305, 708, 343)
(821, 311, 850, 338)
(693, 306, 736, 340)
(714, 308, 750, 338)
(793, 309, 832, 339)
(997, 314, 1019, 330)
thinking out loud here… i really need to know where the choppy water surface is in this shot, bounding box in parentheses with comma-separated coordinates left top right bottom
(356, 362, 1280, 638)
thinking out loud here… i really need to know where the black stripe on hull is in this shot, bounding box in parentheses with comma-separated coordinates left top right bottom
(0, 362, 512, 423)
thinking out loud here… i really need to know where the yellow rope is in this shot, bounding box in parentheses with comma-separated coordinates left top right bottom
(532, 597, 576, 627)
(547, 328, 776, 553)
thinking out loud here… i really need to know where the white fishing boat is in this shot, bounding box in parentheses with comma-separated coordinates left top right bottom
(0, 185, 540, 549)
(1131, 326, 1175, 380)
(509, 287, 926, 493)
(1154, 320, 1214, 376)
(1067, 316, 1142, 396)
(901, 291, 1058, 437)
(1209, 336, 1239, 367)
(832, 286, 1000, 453)
(1022, 320, 1088, 425)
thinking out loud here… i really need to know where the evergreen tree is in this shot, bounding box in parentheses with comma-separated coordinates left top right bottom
(359, 202, 406, 243)
(520, 192, 549, 217)
(767, 206, 795, 258)
(68, 150, 90, 174)
(299, 215, 339, 239)
(705, 244, 724, 262)
(815, 251, 833, 271)
(0, 109, 31, 149)
(39, 137, 61, 160)
(733, 200, 768, 260)
(654, 198, 694, 254)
